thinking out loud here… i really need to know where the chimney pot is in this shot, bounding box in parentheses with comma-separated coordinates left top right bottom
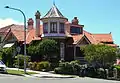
(27, 18, 34, 30)
(72, 17, 79, 25)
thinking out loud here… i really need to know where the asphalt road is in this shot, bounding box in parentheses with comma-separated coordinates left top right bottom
(0, 74, 119, 83)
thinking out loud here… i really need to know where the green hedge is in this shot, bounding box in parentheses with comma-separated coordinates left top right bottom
(54, 60, 81, 75)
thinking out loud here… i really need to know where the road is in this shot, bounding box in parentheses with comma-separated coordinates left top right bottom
(0, 74, 119, 83)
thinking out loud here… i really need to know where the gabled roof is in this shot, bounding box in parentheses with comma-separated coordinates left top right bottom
(1, 24, 41, 44)
(42, 4, 66, 19)
(0, 24, 24, 32)
(72, 30, 117, 47)
(12, 30, 24, 42)
(92, 34, 113, 43)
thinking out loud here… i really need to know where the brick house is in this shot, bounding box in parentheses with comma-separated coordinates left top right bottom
(0, 4, 118, 62)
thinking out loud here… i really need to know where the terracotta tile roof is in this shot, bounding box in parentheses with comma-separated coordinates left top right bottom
(1, 24, 41, 44)
(72, 34, 83, 44)
(83, 30, 96, 44)
(72, 30, 116, 46)
(26, 29, 41, 44)
(12, 30, 24, 41)
(105, 44, 118, 47)
(72, 30, 96, 44)
(92, 34, 113, 43)
(0, 24, 24, 32)
(0, 24, 116, 47)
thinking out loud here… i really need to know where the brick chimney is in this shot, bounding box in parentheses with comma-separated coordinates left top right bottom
(27, 18, 34, 31)
(35, 10, 41, 37)
(72, 17, 79, 25)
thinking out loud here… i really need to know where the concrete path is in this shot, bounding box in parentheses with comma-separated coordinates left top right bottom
(6, 68, 77, 78)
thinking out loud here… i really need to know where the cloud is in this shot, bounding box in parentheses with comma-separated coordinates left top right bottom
(0, 18, 23, 28)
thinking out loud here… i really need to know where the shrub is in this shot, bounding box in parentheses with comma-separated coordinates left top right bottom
(31, 62, 37, 70)
(54, 61, 75, 75)
(113, 65, 120, 78)
(86, 67, 97, 77)
(49, 62, 59, 70)
(97, 68, 106, 78)
(13, 54, 31, 69)
(54, 67, 64, 74)
(36, 62, 44, 71)
(29, 61, 50, 71)
(70, 60, 80, 65)
(59, 62, 66, 68)
(28, 62, 33, 69)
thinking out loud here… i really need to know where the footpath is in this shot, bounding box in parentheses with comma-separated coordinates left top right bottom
(6, 68, 78, 78)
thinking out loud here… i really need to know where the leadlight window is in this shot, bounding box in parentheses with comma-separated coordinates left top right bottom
(59, 23, 64, 33)
(43, 23, 48, 33)
(50, 22, 57, 33)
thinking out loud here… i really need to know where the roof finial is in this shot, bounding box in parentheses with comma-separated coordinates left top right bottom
(53, 0, 55, 5)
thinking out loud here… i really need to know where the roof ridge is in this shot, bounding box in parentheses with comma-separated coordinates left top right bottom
(0, 24, 14, 29)
(83, 30, 92, 35)
(92, 33, 111, 35)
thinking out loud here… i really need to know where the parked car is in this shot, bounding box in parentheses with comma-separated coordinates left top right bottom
(0, 60, 7, 73)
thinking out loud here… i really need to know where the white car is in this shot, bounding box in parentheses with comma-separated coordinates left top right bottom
(0, 60, 7, 73)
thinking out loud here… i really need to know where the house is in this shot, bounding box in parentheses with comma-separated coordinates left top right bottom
(0, 3, 118, 62)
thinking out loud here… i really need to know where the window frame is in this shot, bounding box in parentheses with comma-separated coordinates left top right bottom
(50, 22, 57, 33)
(43, 22, 48, 33)
(70, 26, 81, 34)
(59, 23, 65, 33)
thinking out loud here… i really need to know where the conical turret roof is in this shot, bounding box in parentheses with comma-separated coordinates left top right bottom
(42, 4, 66, 19)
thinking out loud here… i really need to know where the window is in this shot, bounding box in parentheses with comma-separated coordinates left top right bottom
(70, 26, 81, 34)
(43, 23, 48, 33)
(60, 43, 64, 59)
(59, 23, 64, 33)
(50, 22, 57, 33)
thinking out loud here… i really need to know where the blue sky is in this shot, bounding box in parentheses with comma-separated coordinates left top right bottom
(0, 0, 120, 46)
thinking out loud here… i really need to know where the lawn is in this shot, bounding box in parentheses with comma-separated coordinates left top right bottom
(7, 69, 38, 75)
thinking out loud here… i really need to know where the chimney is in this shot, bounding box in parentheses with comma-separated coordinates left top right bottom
(72, 17, 79, 25)
(35, 10, 41, 37)
(27, 18, 34, 31)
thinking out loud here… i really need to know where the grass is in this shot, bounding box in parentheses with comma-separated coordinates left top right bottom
(6, 69, 38, 76)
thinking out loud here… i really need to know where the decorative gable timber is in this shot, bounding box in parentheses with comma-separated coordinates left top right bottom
(3, 32, 17, 43)
(76, 35, 91, 46)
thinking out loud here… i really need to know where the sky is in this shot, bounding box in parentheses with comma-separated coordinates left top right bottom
(0, 0, 120, 46)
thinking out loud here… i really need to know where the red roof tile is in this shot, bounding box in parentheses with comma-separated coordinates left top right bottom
(0, 23, 117, 47)
(5, 24, 42, 44)
(72, 34, 83, 44)
(83, 30, 96, 44)
(92, 34, 113, 43)
(26, 29, 41, 44)
(106, 44, 118, 47)
(72, 30, 115, 46)
(12, 30, 24, 41)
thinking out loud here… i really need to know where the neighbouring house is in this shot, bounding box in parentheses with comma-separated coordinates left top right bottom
(0, 3, 118, 62)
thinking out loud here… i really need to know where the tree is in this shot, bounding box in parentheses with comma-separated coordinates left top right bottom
(38, 39, 59, 61)
(1, 47, 13, 67)
(27, 41, 42, 62)
(116, 48, 120, 59)
(27, 39, 59, 62)
(81, 44, 117, 67)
